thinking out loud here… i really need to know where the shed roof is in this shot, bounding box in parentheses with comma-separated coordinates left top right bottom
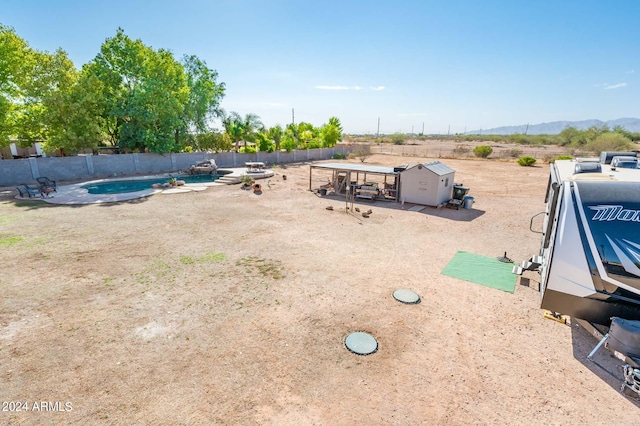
(404, 161, 455, 176)
(311, 162, 397, 174)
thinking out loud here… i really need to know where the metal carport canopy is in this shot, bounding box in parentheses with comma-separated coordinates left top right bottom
(309, 163, 400, 201)
(310, 162, 397, 174)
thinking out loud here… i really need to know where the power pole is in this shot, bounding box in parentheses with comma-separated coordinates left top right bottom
(377, 117, 380, 137)
(292, 108, 295, 125)
(422, 122, 424, 135)
(447, 125, 450, 136)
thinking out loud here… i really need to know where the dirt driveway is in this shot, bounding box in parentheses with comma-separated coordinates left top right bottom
(1, 154, 638, 425)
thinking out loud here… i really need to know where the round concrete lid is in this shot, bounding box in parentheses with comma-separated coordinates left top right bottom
(393, 289, 421, 304)
(345, 332, 378, 355)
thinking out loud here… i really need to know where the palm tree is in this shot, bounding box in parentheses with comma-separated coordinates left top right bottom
(221, 110, 243, 151)
(328, 116, 343, 135)
(240, 113, 263, 151)
(267, 124, 283, 151)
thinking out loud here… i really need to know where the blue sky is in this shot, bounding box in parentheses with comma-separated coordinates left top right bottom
(2, 0, 639, 134)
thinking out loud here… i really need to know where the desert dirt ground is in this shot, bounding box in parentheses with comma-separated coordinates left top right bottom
(1, 152, 639, 425)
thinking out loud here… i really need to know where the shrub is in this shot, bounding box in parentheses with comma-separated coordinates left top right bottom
(452, 144, 470, 156)
(389, 133, 407, 145)
(239, 174, 254, 187)
(504, 148, 523, 158)
(508, 134, 529, 144)
(585, 132, 634, 154)
(542, 153, 555, 163)
(517, 156, 537, 167)
(556, 155, 573, 160)
(332, 152, 346, 159)
(473, 145, 493, 158)
(353, 144, 371, 162)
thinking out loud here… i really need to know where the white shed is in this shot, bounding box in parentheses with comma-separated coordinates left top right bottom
(399, 161, 455, 206)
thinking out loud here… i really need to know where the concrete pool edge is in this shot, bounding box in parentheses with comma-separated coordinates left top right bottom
(15, 167, 275, 205)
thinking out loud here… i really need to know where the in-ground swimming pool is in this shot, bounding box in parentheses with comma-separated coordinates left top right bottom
(82, 174, 221, 194)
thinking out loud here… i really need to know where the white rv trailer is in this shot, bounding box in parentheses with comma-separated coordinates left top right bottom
(537, 157, 640, 325)
(529, 154, 640, 398)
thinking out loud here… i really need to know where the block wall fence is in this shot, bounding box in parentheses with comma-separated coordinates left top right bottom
(0, 146, 353, 187)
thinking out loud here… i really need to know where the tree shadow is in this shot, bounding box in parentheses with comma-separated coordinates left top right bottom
(5, 194, 152, 210)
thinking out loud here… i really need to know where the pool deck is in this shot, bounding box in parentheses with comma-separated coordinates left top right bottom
(13, 167, 275, 205)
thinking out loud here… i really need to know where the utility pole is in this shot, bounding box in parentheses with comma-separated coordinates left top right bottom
(422, 122, 424, 135)
(447, 125, 450, 136)
(525, 123, 529, 135)
(376, 117, 380, 137)
(292, 108, 295, 125)
(411, 125, 414, 135)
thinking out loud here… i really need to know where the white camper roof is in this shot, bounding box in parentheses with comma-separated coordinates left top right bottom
(554, 159, 640, 183)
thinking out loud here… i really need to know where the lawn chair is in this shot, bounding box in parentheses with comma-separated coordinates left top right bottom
(36, 177, 57, 193)
(15, 184, 43, 198)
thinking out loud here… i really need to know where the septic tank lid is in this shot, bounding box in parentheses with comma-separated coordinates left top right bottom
(345, 332, 378, 355)
(393, 289, 421, 304)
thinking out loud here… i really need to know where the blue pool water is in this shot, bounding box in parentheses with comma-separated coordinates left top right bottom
(82, 175, 220, 194)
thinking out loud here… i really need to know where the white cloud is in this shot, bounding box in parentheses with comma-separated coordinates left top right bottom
(370, 86, 385, 91)
(604, 82, 627, 90)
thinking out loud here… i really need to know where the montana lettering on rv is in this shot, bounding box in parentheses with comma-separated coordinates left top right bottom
(588, 205, 640, 222)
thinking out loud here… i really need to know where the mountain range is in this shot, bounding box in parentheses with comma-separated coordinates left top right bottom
(468, 118, 640, 135)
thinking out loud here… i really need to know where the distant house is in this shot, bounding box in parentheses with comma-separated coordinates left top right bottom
(399, 161, 455, 206)
(0, 141, 45, 159)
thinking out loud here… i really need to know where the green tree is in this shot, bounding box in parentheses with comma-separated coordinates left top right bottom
(43, 72, 105, 154)
(0, 24, 32, 146)
(255, 132, 273, 152)
(612, 125, 640, 142)
(320, 122, 341, 147)
(267, 125, 284, 151)
(177, 55, 225, 145)
(295, 122, 318, 148)
(221, 111, 243, 151)
(194, 131, 231, 152)
(585, 132, 634, 154)
(281, 128, 297, 152)
(86, 28, 189, 153)
(328, 116, 343, 135)
(389, 133, 407, 145)
(285, 123, 298, 148)
(557, 126, 581, 146)
(20, 48, 78, 147)
(240, 113, 263, 150)
(0, 26, 77, 146)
